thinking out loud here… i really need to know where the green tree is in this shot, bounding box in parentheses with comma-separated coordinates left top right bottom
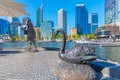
(71, 35, 77, 40)
(55, 34, 63, 39)
(77, 34, 81, 39)
(87, 34, 95, 39)
(15, 35, 21, 41)
(10, 37, 16, 42)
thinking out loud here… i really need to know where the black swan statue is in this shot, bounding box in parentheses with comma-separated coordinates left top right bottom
(54, 29, 98, 80)
(54, 29, 98, 64)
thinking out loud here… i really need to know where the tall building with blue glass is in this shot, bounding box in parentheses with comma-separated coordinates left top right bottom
(9, 17, 21, 37)
(36, 4, 43, 27)
(90, 13, 98, 33)
(75, 4, 89, 34)
(0, 19, 9, 35)
(105, 0, 120, 24)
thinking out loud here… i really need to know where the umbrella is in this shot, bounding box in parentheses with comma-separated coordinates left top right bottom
(0, 0, 28, 17)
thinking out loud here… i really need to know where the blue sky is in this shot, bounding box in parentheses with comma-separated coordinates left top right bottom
(1, 0, 105, 34)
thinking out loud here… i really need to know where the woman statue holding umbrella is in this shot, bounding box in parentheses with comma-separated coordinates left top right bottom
(23, 18, 38, 51)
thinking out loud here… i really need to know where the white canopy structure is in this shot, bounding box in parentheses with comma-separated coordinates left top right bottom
(0, 0, 28, 17)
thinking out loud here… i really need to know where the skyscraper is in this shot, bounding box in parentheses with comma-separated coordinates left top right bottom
(22, 17, 28, 25)
(58, 9, 67, 34)
(0, 19, 9, 35)
(90, 13, 98, 33)
(45, 20, 54, 28)
(105, 0, 120, 24)
(9, 17, 21, 37)
(36, 4, 43, 27)
(75, 4, 89, 34)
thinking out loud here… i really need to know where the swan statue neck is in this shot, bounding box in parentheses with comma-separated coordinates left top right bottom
(54, 29, 66, 53)
(61, 32, 66, 53)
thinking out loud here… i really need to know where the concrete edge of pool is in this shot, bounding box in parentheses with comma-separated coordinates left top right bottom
(90, 60, 120, 79)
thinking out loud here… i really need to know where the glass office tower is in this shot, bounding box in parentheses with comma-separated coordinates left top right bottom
(36, 4, 43, 27)
(9, 17, 21, 37)
(75, 4, 89, 34)
(90, 13, 98, 33)
(105, 0, 120, 24)
(0, 19, 9, 34)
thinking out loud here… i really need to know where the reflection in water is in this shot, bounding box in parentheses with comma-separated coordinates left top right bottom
(94, 45, 120, 64)
(2, 41, 120, 64)
(3, 41, 28, 48)
(95, 46, 107, 60)
(105, 47, 120, 63)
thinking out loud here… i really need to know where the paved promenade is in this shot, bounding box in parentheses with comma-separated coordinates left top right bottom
(0, 48, 119, 80)
(0, 48, 60, 80)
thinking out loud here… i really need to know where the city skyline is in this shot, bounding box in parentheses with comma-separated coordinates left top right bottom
(0, 0, 104, 34)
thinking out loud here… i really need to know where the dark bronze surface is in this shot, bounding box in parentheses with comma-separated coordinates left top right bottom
(54, 29, 98, 64)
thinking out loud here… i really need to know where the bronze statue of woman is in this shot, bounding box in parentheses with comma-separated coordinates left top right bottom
(26, 20, 38, 51)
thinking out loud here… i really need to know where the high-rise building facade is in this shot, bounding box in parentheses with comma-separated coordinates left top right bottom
(9, 17, 21, 37)
(105, 0, 120, 24)
(0, 19, 9, 35)
(34, 27, 40, 40)
(58, 9, 67, 34)
(75, 4, 89, 34)
(22, 17, 28, 25)
(90, 13, 98, 33)
(18, 26, 24, 37)
(36, 4, 43, 27)
(45, 20, 54, 28)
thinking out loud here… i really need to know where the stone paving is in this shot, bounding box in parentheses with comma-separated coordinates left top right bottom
(0, 48, 61, 80)
(0, 48, 119, 80)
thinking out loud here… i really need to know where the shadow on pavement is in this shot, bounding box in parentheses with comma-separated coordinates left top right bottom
(0, 51, 21, 54)
(42, 47, 60, 51)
